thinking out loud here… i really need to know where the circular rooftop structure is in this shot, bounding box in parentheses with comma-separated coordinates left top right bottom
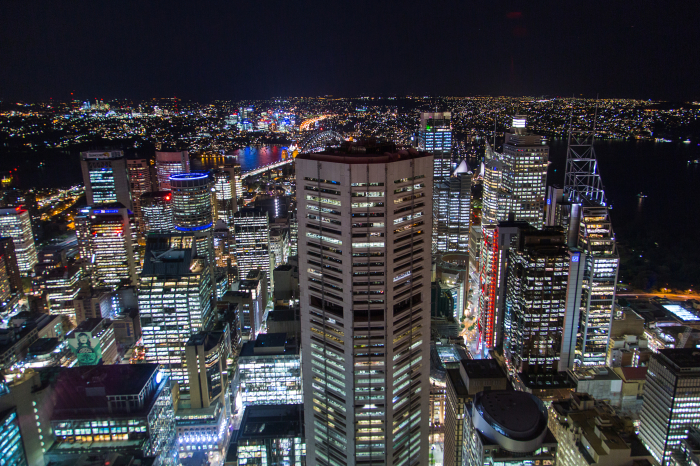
(169, 172, 213, 187)
(472, 390, 548, 453)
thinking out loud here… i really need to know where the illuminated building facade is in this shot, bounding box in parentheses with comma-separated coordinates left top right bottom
(178, 331, 232, 462)
(417, 112, 452, 253)
(213, 168, 236, 225)
(139, 234, 214, 390)
(444, 161, 472, 253)
(500, 116, 549, 229)
(0, 408, 27, 466)
(0, 207, 38, 275)
(477, 222, 525, 354)
(237, 333, 301, 407)
(575, 207, 619, 367)
(297, 143, 433, 466)
(640, 349, 700, 465)
(156, 150, 190, 191)
(269, 228, 289, 268)
(221, 269, 267, 341)
(80, 150, 132, 209)
(141, 191, 174, 234)
(44, 265, 82, 320)
(229, 404, 305, 466)
(232, 208, 272, 290)
(0, 256, 12, 311)
(504, 228, 570, 376)
(48, 364, 176, 466)
(127, 158, 152, 237)
(78, 205, 138, 290)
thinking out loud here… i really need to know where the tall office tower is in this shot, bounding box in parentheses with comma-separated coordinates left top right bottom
(640, 349, 700, 465)
(500, 116, 549, 229)
(0, 238, 22, 294)
(126, 158, 152, 237)
(417, 112, 451, 253)
(156, 150, 190, 191)
(0, 408, 27, 466)
(170, 172, 216, 272)
(481, 143, 510, 226)
(575, 207, 619, 367)
(444, 160, 472, 253)
(80, 150, 132, 209)
(232, 208, 272, 289)
(212, 168, 236, 225)
(0, 207, 38, 275)
(0, 256, 11, 308)
(297, 142, 433, 466)
(140, 191, 174, 234)
(477, 222, 527, 354)
(504, 228, 570, 376)
(76, 205, 138, 290)
(139, 234, 214, 390)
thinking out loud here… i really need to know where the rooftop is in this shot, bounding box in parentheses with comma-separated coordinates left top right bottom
(461, 359, 506, 380)
(658, 348, 700, 370)
(297, 140, 431, 165)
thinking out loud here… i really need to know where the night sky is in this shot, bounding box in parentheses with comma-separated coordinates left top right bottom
(1, 1, 699, 102)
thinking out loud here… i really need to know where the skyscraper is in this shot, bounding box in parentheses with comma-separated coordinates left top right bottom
(156, 150, 190, 191)
(417, 112, 452, 253)
(139, 234, 214, 390)
(444, 160, 472, 253)
(75, 205, 138, 290)
(212, 168, 236, 225)
(575, 207, 619, 367)
(232, 208, 272, 288)
(80, 150, 132, 209)
(140, 191, 174, 234)
(640, 349, 700, 465)
(0, 207, 38, 275)
(126, 158, 152, 237)
(297, 142, 433, 466)
(504, 228, 570, 376)
(481, 117, 548, 228)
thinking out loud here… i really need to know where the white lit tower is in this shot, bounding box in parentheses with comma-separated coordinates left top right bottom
(232, 208, 272, 288)
(212, 168, 236, 225)
(141, 191, 174, 234)
(297, 141, 433, 466)
(139, 234, 214, 390)
(0, 207, 38, 275)
(417, 112, 452, 253)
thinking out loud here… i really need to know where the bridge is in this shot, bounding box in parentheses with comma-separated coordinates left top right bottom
(241, 158, 294, 179)
(299, 114, 332, 131)
(240, 130, 345, 179)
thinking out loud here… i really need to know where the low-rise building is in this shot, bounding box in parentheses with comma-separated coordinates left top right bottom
(236, 333, 301, 408)
(226, 404, 305, 466)
(46, 364, 176, 466)
(549, 392, 654, 466)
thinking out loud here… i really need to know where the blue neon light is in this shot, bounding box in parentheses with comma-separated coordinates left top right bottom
(95, 209, 119, 214)
(169, 172, 210, 180)
(572, 254, 580, 262)
(174, 223, 213, 232)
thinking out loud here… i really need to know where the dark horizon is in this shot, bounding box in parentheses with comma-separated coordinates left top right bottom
(2, 1, 700, 102)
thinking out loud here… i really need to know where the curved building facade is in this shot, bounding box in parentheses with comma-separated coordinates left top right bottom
(170, 172, 215, 232)
(464, 390, 557, 465)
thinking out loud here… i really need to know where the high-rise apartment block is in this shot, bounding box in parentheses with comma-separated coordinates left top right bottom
(213, 167, 237, 225)
(444, 160, 472, 253)
(0, 207, 38, 275)
(297, 142, 433, 466)
(139, 234, 214, 390)
(80, 150, 132, 209)
(156, 150, 190, 191)
(640, 349, 700, 465)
